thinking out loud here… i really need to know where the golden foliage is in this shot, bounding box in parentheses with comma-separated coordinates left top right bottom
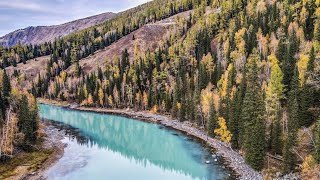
(214, 117, 232, 144)
(98, 87, 104, 106)
(301, 155, 317, 173)
(301, 155, 320, 180)
(297, 54, 309, 85)
(177, 102, 181, 110)
(201, 53, 214, 74)
(218, 63, 233, 98)
(87, 94, 94, 106)
(150, 105, 158, 113)
(142, 91, 148, 110)
(108, 95, 113, 106)
(200, 83, 214, 118)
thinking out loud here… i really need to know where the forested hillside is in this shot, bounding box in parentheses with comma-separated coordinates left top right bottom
(0, 69, 40, 159)
(1, 0, 320, 178)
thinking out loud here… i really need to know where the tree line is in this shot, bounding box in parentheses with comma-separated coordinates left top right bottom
(0, 69, 39, 159)
(5, 0, 320, 176)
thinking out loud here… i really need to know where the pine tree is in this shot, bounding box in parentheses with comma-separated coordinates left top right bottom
(270, 111, 282, 155)
(2, 69, 11, 106)
(193, 82, 202, 126)
(266, 55, 284, 154)
(172, 89, 178, 118)
(207, 101, 217, 137)
(283, 67, 299, 173)
(241, 50, 266, 171)
(235, 73, 246, 149)
(297, 48, 316, 127)
(187, 94, 195, 121)
(229, 94, 239, 149)
(29, 96, 39, 142)
(299, 85, 312, 127)
(75, 61, 81, 77)
(308, 46, 315, 72)
(282, 32, 299, 94)
(179, 99, 186, 121)
(18, 95, 36, 146)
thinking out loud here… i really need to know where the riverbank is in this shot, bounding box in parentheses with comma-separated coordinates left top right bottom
(1, 124, 66, 180)
(38, 99, 263, 180)
(26, 124, 66, 179)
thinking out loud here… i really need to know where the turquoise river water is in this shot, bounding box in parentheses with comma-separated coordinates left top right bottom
(39, 104, 235, 180)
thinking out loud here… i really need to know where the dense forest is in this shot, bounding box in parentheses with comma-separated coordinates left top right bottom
(1, 0, 320, 178)
(0, 69, 40, 158)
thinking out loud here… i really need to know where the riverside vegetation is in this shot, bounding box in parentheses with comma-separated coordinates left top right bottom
(1, 0, 320, 178)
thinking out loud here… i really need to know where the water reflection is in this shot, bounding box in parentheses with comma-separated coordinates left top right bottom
(40, 104, 233, 180)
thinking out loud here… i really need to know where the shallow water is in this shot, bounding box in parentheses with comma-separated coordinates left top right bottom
(40, 104, 234, 180)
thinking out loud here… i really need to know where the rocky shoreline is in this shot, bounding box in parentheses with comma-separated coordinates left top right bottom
(39, 99, 263, 180)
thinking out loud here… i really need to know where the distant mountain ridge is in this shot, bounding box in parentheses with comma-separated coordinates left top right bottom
(0, 12, 116, 47)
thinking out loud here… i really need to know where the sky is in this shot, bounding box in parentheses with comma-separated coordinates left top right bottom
(0, 0, 152, 36)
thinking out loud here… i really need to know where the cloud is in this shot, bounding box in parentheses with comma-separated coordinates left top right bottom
(0, 1, 42, 11)
(0, 0, 152, 36)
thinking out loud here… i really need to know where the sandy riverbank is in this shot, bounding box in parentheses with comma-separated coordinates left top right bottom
(38, 99, 263, 180)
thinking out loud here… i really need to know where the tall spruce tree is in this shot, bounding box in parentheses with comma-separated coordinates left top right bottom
(207, 101, 217, 137)
(235, 72, 246, 149)
(241, 50, 266, 171)
(283, 67, 299, 173)
(18, 95, 36, 146)
(266, 55, 284, 155)
(2, 69, 11, 106)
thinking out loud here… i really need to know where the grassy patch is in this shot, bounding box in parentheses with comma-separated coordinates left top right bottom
(0, 149, 53, 179)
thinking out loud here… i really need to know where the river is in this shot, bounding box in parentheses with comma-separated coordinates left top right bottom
(39, 104, 234, 180)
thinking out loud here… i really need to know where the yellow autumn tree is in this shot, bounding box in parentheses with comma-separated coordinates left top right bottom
(87, 94, 94, 106)
(108, 95, 113, 107)
(218, 63, 233, 98)
(214, 117, 232, 144)
(98, 87, 104, 107)
(301, 155, 319, 179)
(200, 83, 214, 119)
(142, 91, 148, 110)
(297, 54, 309, 85)
(302, 155, 317, 173)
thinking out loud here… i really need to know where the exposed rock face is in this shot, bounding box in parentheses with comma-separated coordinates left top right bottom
(0, 12, 116, 47)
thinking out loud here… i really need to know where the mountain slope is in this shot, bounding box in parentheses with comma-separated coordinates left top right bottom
(5, 10, 191, 86)
(0, 12, 116, 47)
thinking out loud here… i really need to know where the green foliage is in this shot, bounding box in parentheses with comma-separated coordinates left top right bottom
(207, 102, 217, 137)
(6, 0, 320, 174)
(270, 113, 282, 155)
(283, 67, 299, 173)
(241, 50, 266, 171)
(18, 95, 38, 146)
(0, 150, 53, 179)
(266, 56, 284, 155)
(2, 69, 11, 105)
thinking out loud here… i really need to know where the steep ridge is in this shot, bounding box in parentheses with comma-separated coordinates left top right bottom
(67, 10, 192, 74)
(5, 10, 191, 84)
(0, 12, 116, 47)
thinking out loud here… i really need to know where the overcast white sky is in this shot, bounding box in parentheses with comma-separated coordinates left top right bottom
(0, 0, 152, 36)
